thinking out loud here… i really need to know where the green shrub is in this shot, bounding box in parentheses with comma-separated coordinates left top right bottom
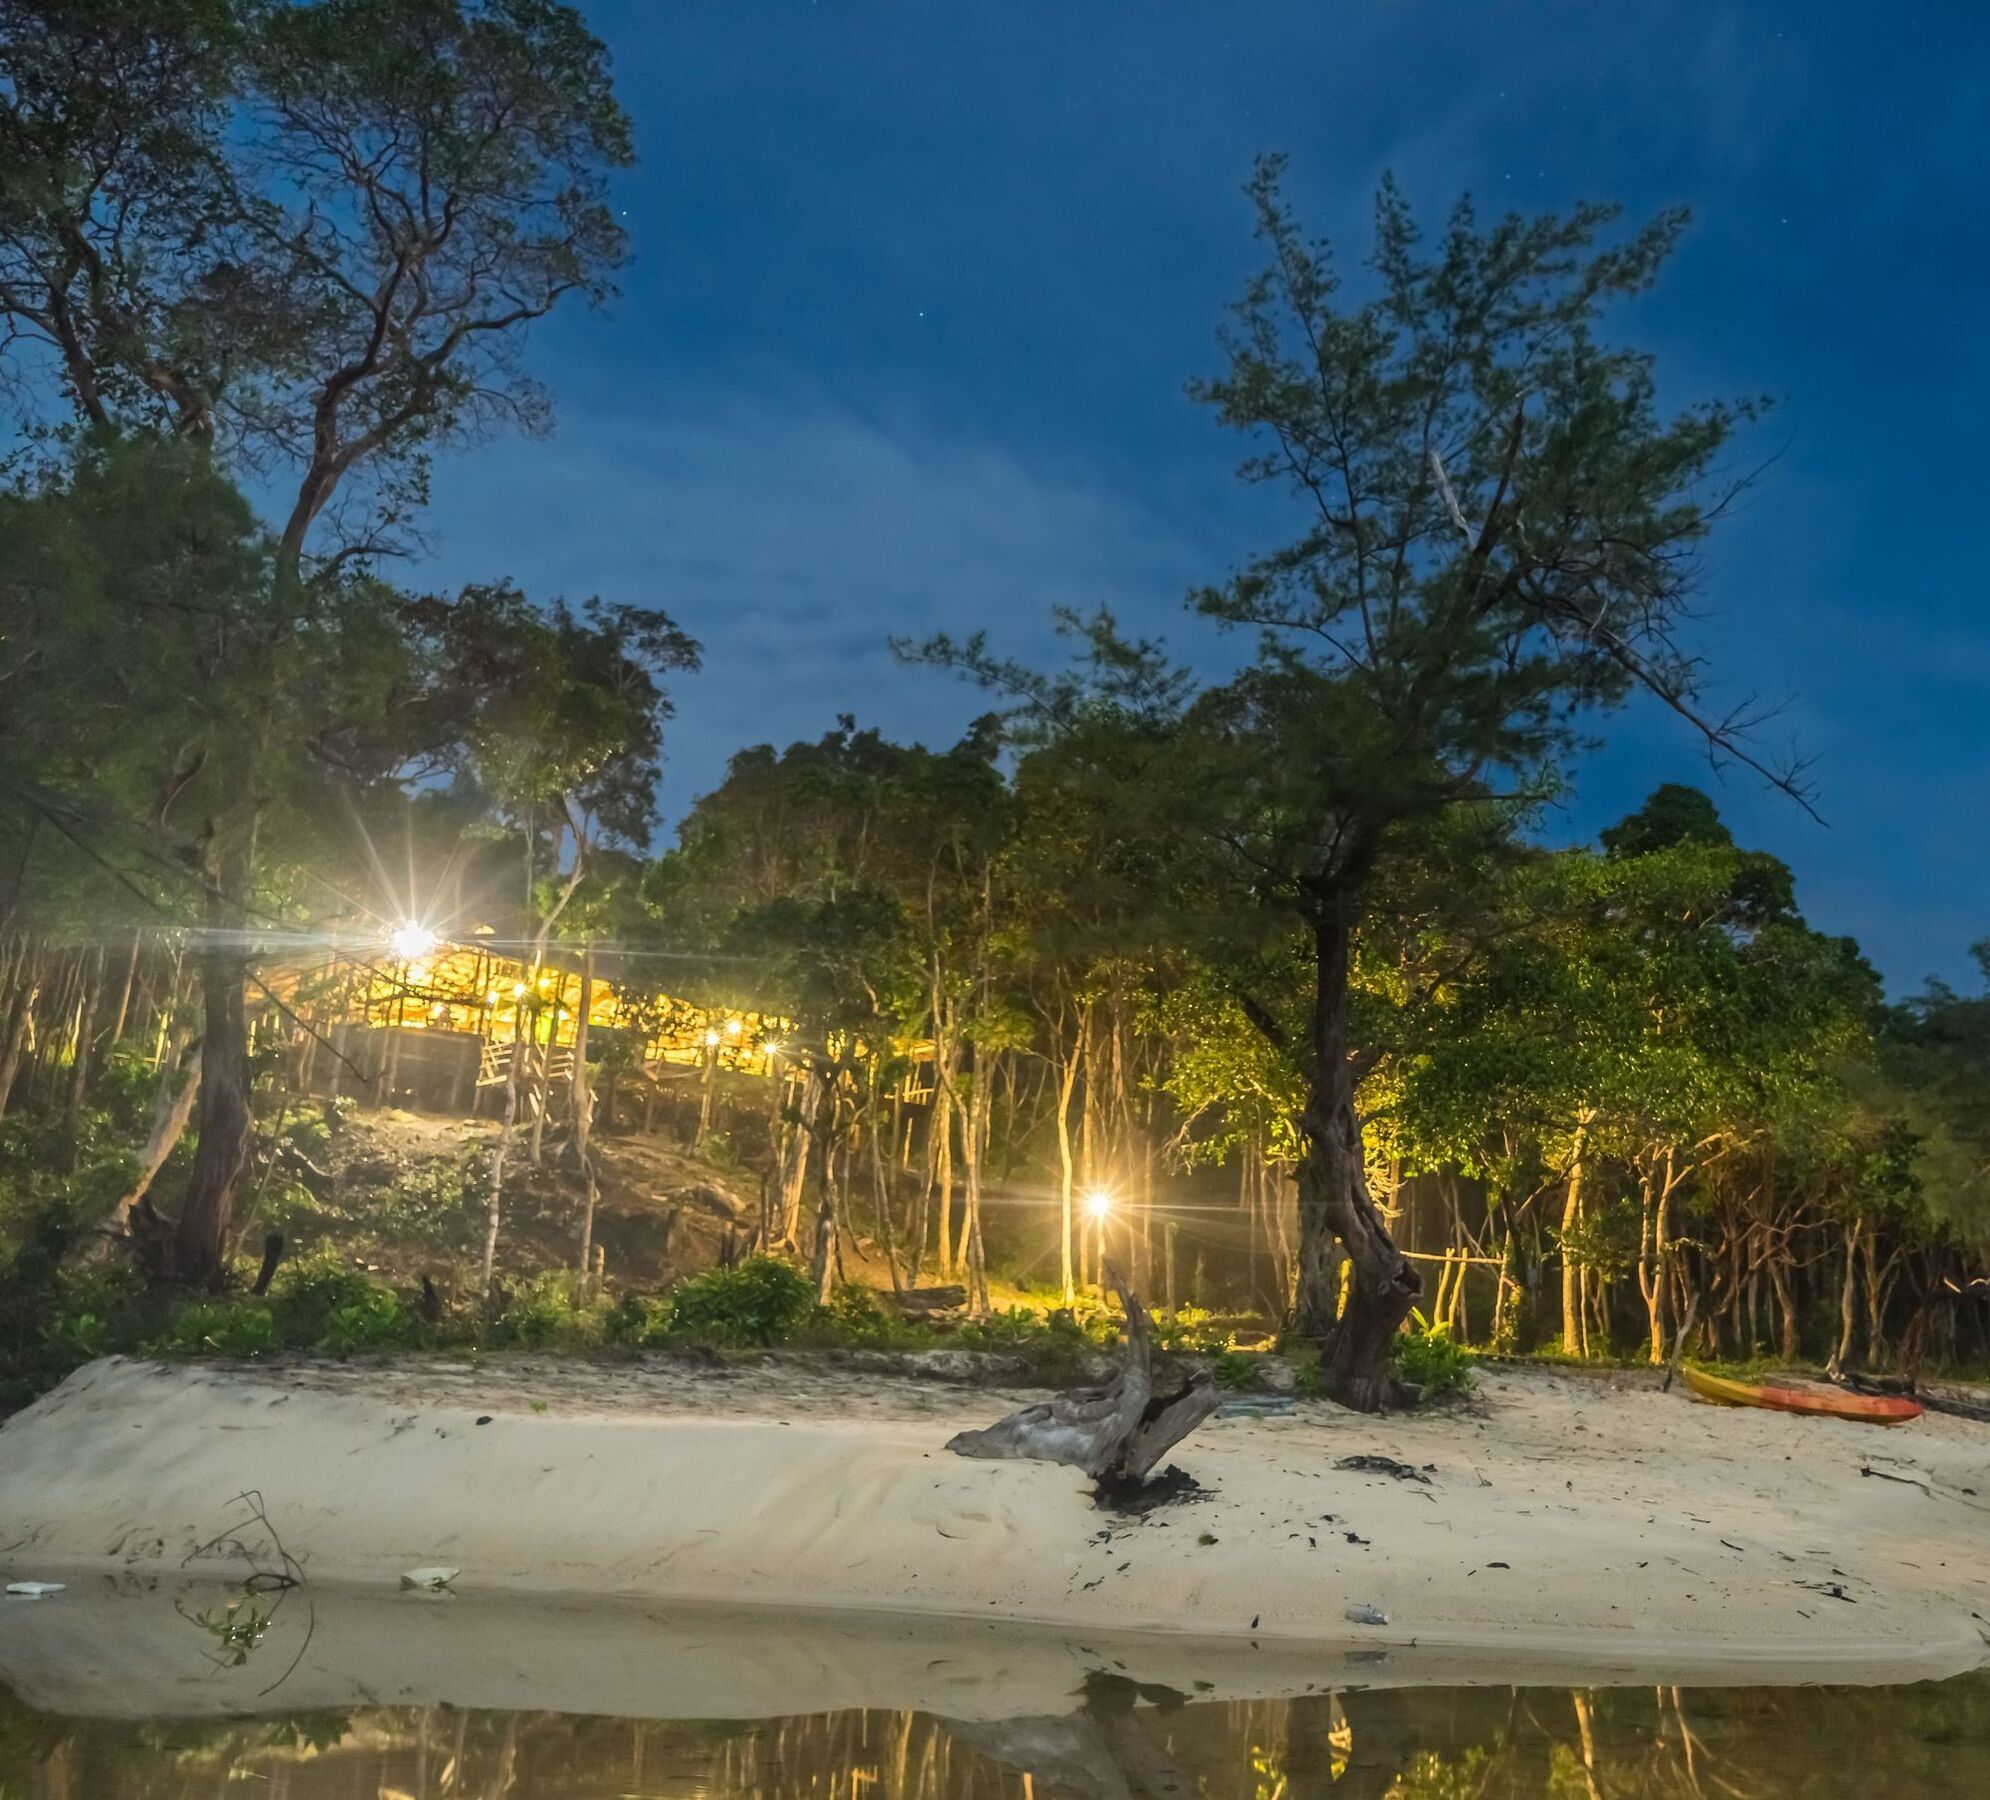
(1210, 1348, 1259, 1391)
(318, 1287, 410, 1357)
(665, 1256, 814, 1347)
(954, 1304, 1044, 1350)
(266, 1255, 383, 1345)
(808, 1282, 925, 1349)
(155, 1300, 278, 1359)
(603, 1291, 669, 1347)
(1392, 1311, 1474, 1399)
(486, 1270, 607, 1349)
(1153, 1306, 1232, 1355)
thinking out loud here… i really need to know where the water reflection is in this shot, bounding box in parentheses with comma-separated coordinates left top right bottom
(5, 1673, 1990, 1798)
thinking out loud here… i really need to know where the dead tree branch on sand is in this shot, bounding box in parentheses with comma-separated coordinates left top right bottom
(946, 1270, 1219, 1482)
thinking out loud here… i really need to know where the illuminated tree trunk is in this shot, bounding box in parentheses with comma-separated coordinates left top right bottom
(1293, 906, 1420, 1412)
(932, 1053, 956, 1275)
(60, 943, 105, 1159)
(1053, 1001, 1081, 1305)
(1560, 1116, 1592, 1356)
(106, 934, 140, 1050)
(173, 876, 252, 1288)
(0, 945, 43, 1124)
(574, 948, 597, 1273)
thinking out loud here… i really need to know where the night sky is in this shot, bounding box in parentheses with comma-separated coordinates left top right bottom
(418, 1, 1989, 995)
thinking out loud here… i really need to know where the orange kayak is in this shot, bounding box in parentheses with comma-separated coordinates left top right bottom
(1682, 1366, 1922, 1424)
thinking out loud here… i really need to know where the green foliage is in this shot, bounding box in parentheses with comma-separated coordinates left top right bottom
(1210, 1348, 1259, 1391)
(485, 1271, 607, 1350)
(153, 1301, 278, 1359)
(265, 1255, 378, 1340)
(1392, 1313, 1474, 1400)
(1152, 1306, 1233, 1354)
(317, 1288, 410, 1358)
(602, 1290, 669, 1348)
(807, 1282, 916, 1349)
(955, 1303, 1118, 1356)
(664, 1256, 815, 1348)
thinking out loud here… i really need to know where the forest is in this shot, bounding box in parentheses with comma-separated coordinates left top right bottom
(3, 0, 1987, 1422)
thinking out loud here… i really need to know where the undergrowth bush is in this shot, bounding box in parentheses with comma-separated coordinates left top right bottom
(486, 1270, 608, 1349)
(266, 1253, 391, 1347)
(1152, 1306, 1232, 1355)
(317, 1287, 410, 1357)
(152, 1300, 280, 1359)
(955, 1304, 1117, 1356)
(1210, 1347, 1259, 1391)
(1392, 1311, 1474, 1399)
(807, 1281, 922, 1349)
(664, 1255, 814, 1347)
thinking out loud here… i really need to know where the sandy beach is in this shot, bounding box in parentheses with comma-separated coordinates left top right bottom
(3, 1354, 1986, 1699)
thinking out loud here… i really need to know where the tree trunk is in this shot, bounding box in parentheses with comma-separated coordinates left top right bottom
(172, 942, 251, 1288)
(1560, 1118, 1591, 1356)
(106, 934, 141, 1051)
(959, 1057, 991, 1314)
(60, 943, 106, 1157)
(947, 1276, 1217, 1480)
(573, 948, 597, 1274)
(1292, 910, 1420, 1412)
(96, 1036, 198, 1246)
(1054, 1006, 1080, 1305)
(933, 1052, 956, 1275)
(1827, 1221, 1860, 1378)
(483, 1022, 523, 1296)
(0, 946, 43, 1123)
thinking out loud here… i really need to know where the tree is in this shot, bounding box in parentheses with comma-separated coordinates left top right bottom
(913, 163, 1797, 1408)
(0, 0, 635, 1285)
(403, 583, 696, 1288)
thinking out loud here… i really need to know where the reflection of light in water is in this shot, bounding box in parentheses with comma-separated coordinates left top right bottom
(7, 1674, 1983, 1798)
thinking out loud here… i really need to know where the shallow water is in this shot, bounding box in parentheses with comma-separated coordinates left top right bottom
(7, 1675, 1990, 1797)
(2, 1581, 1987, 1797)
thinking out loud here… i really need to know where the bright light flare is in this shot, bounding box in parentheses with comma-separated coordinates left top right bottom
(389, 920, 438, 961)
(1085, 1190, 1112, 1222)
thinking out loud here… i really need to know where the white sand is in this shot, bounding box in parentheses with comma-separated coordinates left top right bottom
(2, 1355, 1986, 1698)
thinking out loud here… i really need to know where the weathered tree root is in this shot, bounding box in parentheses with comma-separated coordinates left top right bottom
(946, 1271, 1219, 1482)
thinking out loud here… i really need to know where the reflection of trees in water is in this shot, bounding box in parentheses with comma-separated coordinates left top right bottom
(4, 1676, 1990, 1797)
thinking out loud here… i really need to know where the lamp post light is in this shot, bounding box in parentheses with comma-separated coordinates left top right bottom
(1084, 1189, 1112, 1293)
(389, 920, 437, 962)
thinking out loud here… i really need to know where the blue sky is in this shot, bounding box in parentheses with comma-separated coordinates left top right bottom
(418, 1, 1989, 994)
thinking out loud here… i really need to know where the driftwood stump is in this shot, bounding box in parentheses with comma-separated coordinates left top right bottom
(946, 1273, 1219, 1482)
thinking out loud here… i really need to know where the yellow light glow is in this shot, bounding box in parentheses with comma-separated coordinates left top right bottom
(723, 1017, 743, 1036)
(764, 1039, 784, 1057)
(389, 920, 437, 961)
(1085, 1190, 1112, 1222)
(703, 1029, 721, 1048)
(512, 982, 528, 999)
(408, 963, 431, 985)
(486, 987, 501, 1004)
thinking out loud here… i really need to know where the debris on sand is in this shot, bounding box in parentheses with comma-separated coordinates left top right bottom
(1335, 1455, 1434, 1484)
(1093, 1464, 1212, 1515)
(399, 1566, 460, 1591)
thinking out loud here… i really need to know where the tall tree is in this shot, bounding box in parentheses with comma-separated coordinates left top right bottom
(914, 163, 1799, 1407)
(0, 0, 634, 1284)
